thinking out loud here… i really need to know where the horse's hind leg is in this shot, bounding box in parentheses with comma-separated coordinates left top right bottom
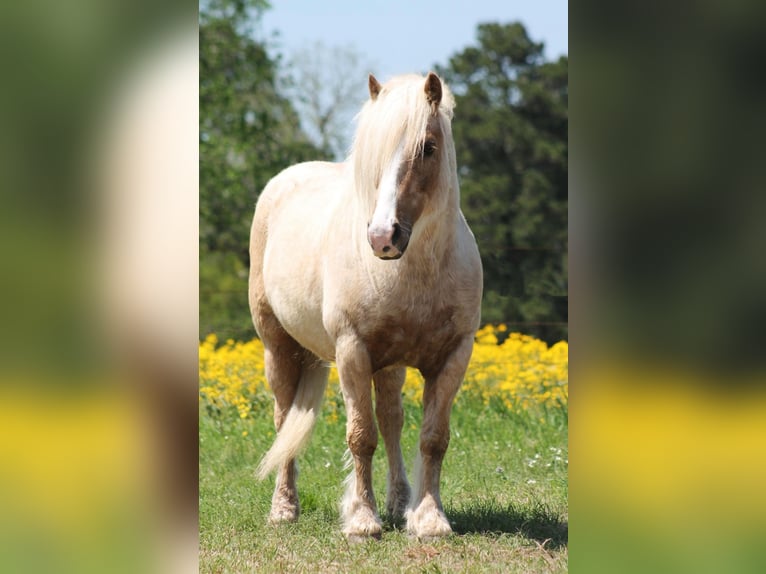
(373, 367, 410, 522)
(261, 325, 304, 523)
(264, 336, 302, 522)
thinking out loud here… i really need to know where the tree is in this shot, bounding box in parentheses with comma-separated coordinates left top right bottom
(281, 42, 372, 160)
(437, 23, 568, 343)
(199, 1, 324, 339)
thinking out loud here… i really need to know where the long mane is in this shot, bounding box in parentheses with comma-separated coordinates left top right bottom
(349, 74, 457, 221)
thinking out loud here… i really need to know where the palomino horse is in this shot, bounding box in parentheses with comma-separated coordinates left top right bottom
(248, 72, 482, 540)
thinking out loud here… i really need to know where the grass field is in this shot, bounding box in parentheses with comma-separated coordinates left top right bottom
(199, 327, 568, 573)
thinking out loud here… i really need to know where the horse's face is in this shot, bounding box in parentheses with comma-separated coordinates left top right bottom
(367, 74, 445, 260)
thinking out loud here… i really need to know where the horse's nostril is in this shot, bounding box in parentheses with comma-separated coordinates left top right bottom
(391, 223, 402, 244)
(382, 245, 390, 253)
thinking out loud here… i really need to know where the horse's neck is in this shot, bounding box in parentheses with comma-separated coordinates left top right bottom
(409, 205, 459, 262)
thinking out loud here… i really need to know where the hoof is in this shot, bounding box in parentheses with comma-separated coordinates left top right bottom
(268, 502, 299, 524)
(405, 502, 452, 539)
(342, 508, 383, 541)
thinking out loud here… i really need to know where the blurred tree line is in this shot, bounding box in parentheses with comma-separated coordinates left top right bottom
(200, 2, 568, 343)
(437, 23, 568, 343)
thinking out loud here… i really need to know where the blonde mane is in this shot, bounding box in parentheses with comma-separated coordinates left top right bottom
(349, 74, 457, 220)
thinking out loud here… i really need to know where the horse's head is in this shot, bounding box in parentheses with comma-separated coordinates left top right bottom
(363, 73, 450, 260)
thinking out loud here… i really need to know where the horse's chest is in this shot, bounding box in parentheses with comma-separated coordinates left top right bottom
(360, 305, 461, 376)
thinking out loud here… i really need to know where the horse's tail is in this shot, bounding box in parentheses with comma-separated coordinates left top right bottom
(256, 362, 328, 480)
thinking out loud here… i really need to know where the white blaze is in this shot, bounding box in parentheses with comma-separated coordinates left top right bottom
(369, 139, 405, 233)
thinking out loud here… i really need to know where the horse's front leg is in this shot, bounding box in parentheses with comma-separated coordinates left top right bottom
(336, 336, 382, 540)
(406, 335, 474, 538)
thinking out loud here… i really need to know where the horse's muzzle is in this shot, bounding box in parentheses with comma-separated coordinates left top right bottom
(367, 222, 410, 259)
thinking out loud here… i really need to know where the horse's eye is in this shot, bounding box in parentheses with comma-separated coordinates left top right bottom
(423, 140, 437, 157)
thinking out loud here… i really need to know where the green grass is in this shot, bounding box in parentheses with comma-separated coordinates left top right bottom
(200, 394, 568, 573)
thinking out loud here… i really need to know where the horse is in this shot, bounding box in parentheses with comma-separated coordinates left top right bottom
(248, 72, 482, 540)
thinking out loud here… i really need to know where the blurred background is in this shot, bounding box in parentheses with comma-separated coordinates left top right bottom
(0, 0, 198, 572)
(571, 0, 766, 572)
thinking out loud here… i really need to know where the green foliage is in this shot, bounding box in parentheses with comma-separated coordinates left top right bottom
(437, 23, 568, 343)
(199, 250, 251, 341)
(199, 2, 326, 338)
(200, 0, 270, 27)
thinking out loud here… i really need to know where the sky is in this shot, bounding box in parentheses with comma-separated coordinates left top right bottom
(259, 0, 568, 81)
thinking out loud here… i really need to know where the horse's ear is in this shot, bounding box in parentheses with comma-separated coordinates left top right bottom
(368, 74, 382, 101)
(424, 72, 442, 112)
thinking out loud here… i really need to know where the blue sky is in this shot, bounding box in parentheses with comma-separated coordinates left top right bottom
(259, 0, 568, 80)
